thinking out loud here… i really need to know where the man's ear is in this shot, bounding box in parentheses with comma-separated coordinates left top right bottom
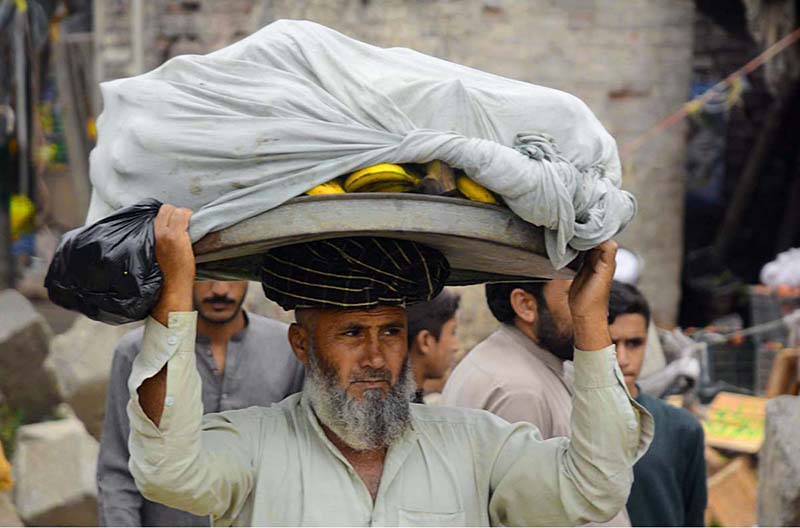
(415, 330, 436, 355)
(510, 288, 537, 325)
(288, 323, 310, 365)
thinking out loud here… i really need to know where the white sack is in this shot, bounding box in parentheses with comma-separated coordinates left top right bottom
(88, 19, 636, 268)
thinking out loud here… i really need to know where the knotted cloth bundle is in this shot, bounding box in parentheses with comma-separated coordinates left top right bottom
(261, 237, 450, 310)
(88, 20, 636, 268)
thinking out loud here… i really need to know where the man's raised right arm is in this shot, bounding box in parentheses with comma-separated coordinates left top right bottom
(127, 205, 254, 521)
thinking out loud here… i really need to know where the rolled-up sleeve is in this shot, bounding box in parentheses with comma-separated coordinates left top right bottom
(489, 345, 653, 526)
(127, 313, 255, 523)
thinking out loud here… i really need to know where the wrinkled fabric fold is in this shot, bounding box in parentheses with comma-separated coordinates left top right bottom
(89, 19, 636, 269)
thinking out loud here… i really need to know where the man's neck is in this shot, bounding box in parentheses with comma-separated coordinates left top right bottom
(513, 319, 540, 347)
(409, 346, 427, 389)
(508, 321, 570, 373)
(321, 424, 386, 502)
(196, 310, 247, 345)
(197, 310, 247, 374)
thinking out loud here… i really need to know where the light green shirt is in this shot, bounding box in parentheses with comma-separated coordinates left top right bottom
(127, 313, 653, 527)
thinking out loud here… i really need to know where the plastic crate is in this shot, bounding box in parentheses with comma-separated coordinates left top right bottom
(707, 339, 755, 392)
(748, 285, 800, 393)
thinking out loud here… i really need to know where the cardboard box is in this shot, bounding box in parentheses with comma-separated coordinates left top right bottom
(703, 392, 766, 453)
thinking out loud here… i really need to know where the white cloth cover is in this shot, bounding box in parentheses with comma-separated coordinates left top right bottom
(88, 20, 636, 268)
(760, 247, 800, 287)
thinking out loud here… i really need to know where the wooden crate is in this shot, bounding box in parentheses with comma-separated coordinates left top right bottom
(706, 456, 757, 526)
(765, 348, 799, 397)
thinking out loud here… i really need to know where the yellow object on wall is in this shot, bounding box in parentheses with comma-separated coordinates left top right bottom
(0, 441, 12, 492)
(10, 194, 36, 241)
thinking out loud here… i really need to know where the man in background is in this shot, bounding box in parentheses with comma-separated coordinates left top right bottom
(608, 281, 707, 527)
(441, 279, 631, 526)
(406, 289, 461, 403)
(97, 280, 304, 526)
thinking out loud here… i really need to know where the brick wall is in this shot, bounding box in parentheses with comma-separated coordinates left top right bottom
(94, 0, 695, 331)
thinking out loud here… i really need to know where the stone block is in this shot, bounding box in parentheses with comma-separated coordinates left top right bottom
(757, 395, 800, 527)
(0, 290, 60, 421)
(44, 316, 141, 440)
(11, 416, 98, 526)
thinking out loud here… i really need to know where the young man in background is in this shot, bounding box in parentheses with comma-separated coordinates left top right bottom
(608, 281, 707, 527)
(406, 289, 461, 403)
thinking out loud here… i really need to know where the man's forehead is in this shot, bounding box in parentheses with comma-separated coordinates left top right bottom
(609, 313, 648, 335)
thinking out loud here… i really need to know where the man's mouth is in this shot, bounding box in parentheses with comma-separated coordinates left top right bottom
(351, 379, 389, 387)
(205, 298, 234, 310)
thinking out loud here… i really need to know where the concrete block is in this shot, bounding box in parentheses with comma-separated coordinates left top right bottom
(44, 316, 140, 440)
(11, 416, 98, 526)
(757, 395, 800, 527)
(0, 290, 60, 421)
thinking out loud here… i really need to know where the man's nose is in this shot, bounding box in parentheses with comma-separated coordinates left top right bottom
(616, 344, 629, 369)
(210, 281, 229, 296)
(361, 332, 387, 369)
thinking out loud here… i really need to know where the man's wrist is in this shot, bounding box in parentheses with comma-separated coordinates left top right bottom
(573, 314, 612, 352)
(152, 280, 194, 325)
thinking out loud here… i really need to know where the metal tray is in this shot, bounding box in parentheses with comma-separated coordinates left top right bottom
(193, 193, 578, 285)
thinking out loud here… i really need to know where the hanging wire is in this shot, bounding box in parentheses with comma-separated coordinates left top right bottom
(694, 309, 800, 347)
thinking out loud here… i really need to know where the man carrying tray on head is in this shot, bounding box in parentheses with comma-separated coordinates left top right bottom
(127, 203, 653, 526)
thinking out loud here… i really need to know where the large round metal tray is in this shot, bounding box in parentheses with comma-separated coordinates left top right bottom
(193, 193, 578, 285)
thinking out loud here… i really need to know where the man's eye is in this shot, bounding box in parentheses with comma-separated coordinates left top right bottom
(627, 339, 644, 348)
(383, 327, 402, 336)
(343, 328, 361, 337)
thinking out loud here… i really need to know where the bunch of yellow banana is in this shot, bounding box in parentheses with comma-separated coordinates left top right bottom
(304, 162, 500, 205)
(456, 176, 498, 204)
(344, 164, 420, 193)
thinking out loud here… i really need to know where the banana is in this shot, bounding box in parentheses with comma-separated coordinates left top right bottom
(456, 176, 498, 204)
(344, 163, 419, 192)
(424, 160, 457, 193)
(305, 180, 346, 195)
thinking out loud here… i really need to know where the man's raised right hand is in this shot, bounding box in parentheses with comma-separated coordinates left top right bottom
(151, 204, 195, 325)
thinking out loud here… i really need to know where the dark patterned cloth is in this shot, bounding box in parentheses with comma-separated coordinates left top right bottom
(261, 237, 450, 310)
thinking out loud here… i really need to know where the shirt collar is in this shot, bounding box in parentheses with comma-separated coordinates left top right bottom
(300, 391, 353, 468)
(499, 323, 567, 380)
(634, 383, 645, 402)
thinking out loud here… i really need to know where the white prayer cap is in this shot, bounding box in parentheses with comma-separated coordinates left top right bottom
(614, 247, 643, 285)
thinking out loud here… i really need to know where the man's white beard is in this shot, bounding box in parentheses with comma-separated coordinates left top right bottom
(304, 345, 415, 451)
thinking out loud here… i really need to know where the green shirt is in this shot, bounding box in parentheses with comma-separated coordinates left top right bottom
(127, 312, 653, 526)
(626, 392, 707, 527)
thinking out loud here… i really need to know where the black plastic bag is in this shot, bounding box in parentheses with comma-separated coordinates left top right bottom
(45, 199, 164, 325)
